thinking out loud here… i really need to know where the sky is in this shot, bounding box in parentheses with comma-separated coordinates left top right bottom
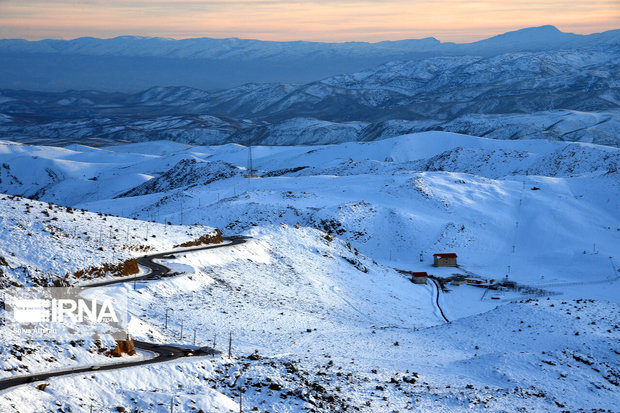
(0, 0, 618, 43)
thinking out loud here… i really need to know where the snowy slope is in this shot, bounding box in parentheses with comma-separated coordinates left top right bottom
(0, 194, 216, 286)
(234, 118, 368, 145)
(2, 132, 619, 289)
(0, 133, 618, 412)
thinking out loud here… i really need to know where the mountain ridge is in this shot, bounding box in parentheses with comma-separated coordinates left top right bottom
(1, 25, 618, 92)
(1, 48, 618, 147)
(2, 25, 618, 55)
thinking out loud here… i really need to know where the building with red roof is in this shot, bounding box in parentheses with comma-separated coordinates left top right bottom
(433, 253, 458, 267)
(411, 271, 428, 284)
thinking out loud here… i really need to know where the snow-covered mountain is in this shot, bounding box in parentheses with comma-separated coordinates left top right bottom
(1, 132, 619, 267)
(217, 49, 620, 121)
(2, 24, 619, 413)
(1, 47, 619, 147)
(1, 26, 618, 91)
(0, 133, 618, 411)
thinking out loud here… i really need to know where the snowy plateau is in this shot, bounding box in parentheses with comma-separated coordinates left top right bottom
(0, 131, 618, 412)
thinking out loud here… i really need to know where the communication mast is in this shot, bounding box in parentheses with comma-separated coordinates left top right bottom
(244, 144, 259, 178)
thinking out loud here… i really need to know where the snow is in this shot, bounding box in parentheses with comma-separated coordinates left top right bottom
(0, 132, 618, 411)
(2, 47, 618, 148)
(0, 194, 217, 286)
(2, 358, 239, 412)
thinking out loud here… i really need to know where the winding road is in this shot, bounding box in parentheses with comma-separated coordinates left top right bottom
(87, 236, 249, 288)
(0, 235, 249, 392)
(0, 341, 217, 391)
(430, 278, 450, 323)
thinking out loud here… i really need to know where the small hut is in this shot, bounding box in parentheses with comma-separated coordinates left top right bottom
(433, 253, 458, 267)
(411, 272, 428, 284)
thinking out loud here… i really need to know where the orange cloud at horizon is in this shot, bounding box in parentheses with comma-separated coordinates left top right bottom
(0, 0, 618, 43)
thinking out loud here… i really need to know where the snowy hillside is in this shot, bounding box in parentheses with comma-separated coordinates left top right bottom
(0, 133, 618, 411)
(0, 194, 216, 287)
(1, 132, 618, 286)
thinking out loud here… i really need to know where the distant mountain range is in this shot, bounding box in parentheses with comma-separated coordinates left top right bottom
(1, 46, 618, 147)
(1, 25, 618, 92)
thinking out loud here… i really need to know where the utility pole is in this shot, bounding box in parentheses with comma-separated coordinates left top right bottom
(180, 320, 184, 340)
(228, 332, 232, 358)
(213, 333, 217, 349)
(193, 328, 197, 346)
(170, 396, 174, 413)
(248, 145, 254, 176)
(165, 309, 169, 330)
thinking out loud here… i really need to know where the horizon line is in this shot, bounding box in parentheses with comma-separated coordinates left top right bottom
(2, 25, 619, 45)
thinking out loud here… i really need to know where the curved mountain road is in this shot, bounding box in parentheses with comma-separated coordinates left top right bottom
(0, 235, 249, 392)
(87, 236, 249, 288)
(430, 278, 450, 323)
(0, 341, 217, 392)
